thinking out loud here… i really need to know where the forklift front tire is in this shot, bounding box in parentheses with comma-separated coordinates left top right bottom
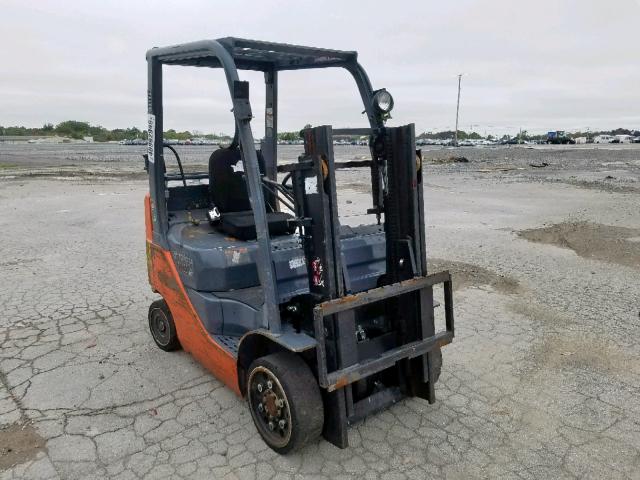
(247, 352, 323, 454)
(148, 299, 181, 351)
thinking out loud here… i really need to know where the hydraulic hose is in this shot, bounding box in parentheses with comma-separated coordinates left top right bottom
(163, 144, 187, 187)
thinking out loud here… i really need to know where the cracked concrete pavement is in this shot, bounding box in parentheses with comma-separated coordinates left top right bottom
(0, 146, 639, 479)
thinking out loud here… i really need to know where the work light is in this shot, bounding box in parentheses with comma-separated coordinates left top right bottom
(373, 89, 394, 115)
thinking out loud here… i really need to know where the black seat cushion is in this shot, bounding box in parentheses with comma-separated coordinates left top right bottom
(219, 211, 293, 241)
(208, 147, 271, 213)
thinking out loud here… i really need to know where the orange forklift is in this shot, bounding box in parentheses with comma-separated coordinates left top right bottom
(144, 38, 454, 453)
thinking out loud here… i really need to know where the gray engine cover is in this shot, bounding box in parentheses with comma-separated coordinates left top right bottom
(168, 221, 386, 303)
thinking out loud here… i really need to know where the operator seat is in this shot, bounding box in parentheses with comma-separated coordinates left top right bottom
(208, 147, 293, 241)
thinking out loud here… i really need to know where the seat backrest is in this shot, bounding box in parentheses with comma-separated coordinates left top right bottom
(208, 147, 269, 213)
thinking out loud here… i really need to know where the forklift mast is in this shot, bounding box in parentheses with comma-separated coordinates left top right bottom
(282, 124, 453, 447)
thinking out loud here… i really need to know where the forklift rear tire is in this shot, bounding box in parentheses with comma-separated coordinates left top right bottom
(247, 352, 323, 454)
(148, 299, 181, 351)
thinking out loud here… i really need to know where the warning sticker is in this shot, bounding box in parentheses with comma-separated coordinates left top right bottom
(265, 107, 274, 129)
(288, 256, 306, 270)
(311, 257, 325, 287)
(231, 160, 244, 173)
(147, 114, 155, 163)
(304, 176, 318, 194)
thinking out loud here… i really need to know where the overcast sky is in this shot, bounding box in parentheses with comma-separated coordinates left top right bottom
(2, 0, 639, 136)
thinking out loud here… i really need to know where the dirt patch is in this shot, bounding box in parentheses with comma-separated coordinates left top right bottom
(0, 169, 147, 182)
(509, 300, 576, 327)
(518, 221, 640, 269)
(527, 331, 640, 377)
(425, 155, 470, 165)
(341, 182, 371, 193)
(510, 300, 640, 377)
(428, 259, 520, 294)
(0, 421, 46, 470)
(559, 178, 640, 194)
(475, 165, 522, 173)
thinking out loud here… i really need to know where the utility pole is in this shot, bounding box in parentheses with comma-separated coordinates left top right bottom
(454, 74, 462, 147)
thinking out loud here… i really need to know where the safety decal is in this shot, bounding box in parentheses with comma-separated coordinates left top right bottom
(311, 257, 325, 287)
(231, 161, 244, 173)
(265, 107, 274, 129)
(173, 251, 194, 277)
(304, 176, 318, 194)
(147, 114, 155, 164)
(288, 256, 306, 270)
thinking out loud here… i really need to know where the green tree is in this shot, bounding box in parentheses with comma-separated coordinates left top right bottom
(278, 131, 299, 141)
(55, 120, 91, 139)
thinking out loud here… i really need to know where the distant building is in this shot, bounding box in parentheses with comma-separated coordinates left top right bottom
(83, 136, 94, 143)
(574, 137, 587, 144)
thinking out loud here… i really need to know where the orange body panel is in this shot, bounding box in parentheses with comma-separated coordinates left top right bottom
(144, 196, 241, 396)
(144, 194, 153, 242)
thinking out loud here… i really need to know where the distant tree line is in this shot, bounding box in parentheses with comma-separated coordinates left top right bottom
(2, 122, 637, 143)
(0, 121, 145, 142)
(566, 127, 638, 139)
(277, 124, 312, 142)
(418, 127, 639, 141)
(0, 121, 232, 142)
(277, 131, 300, 142)
(418, 130, 483, 140)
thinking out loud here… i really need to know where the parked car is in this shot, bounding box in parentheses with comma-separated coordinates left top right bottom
(594, 135, 615, 144)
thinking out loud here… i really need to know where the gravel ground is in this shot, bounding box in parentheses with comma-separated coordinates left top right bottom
(0, 144, 639, 479)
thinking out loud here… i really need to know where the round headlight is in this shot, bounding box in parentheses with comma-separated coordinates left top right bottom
(373, 89, 394, 114)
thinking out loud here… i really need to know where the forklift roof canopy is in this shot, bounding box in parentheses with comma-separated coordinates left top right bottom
(146, 37, 359, 71)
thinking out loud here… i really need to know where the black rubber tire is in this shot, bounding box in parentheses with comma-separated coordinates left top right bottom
(247, 352, 323, 454)
(148, 299, 181, 351)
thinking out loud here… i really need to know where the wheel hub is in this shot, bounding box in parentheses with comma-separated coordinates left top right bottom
(263, 390, 279, 417)
(151, 311, 170, 344)
(248, 366, 292, 448)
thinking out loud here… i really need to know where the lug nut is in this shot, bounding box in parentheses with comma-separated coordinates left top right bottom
(278, 419, 286, 429)
(266, 380, 273, 390)
(257, 383, 263, 392)
(268, 421, 275, 431)
(257, 403, 264, 412)
(277, 399, 284, 408)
